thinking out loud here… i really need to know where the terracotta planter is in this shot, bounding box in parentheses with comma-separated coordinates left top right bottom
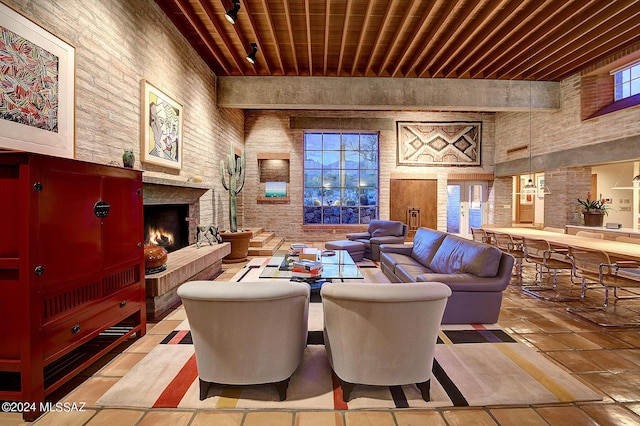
(220, 230, 252, 263)
(583, 210, 605, 227)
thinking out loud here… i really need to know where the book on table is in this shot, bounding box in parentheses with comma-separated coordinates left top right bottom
(292, 259, 322, 271)
(291, 267, 323, 278)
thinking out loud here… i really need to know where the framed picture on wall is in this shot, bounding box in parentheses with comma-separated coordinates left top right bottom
(140, 80, 183, 169)
(0, 2, 75, 158)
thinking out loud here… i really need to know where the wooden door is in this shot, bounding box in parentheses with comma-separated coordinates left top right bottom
(390, 179, 437, 240)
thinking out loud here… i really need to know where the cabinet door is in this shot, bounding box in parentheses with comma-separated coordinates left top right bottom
(35, 169, 102, 287)
(101, 175, 143, 269)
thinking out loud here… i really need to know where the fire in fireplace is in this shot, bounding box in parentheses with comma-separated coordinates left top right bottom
(144, 204, 189, 252)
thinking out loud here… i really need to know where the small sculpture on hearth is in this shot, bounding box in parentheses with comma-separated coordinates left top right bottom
(196, 224, 223, 248)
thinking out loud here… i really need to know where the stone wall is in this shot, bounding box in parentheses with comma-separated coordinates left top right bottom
(243, 110, 496, 242)
(4, 0, 244, 228)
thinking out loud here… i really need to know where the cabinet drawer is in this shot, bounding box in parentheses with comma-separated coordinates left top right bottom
(42, 285, 142, 362)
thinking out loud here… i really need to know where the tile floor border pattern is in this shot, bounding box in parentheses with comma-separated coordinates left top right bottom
(3, 244, 640, 425)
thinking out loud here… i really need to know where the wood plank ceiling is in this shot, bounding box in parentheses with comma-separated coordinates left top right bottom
(156, 0, 640, 81)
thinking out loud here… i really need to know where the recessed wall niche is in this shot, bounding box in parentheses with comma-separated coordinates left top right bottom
(257, 152, 290, 204)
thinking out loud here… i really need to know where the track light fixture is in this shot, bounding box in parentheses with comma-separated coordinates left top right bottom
(246, 42, 258, 64)
(225, 0, 240, 24)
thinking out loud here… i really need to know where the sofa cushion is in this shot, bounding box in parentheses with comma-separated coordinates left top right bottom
(410, 227, 447, 267)
(394, 264, 429, 282)
(429, 235, 502, 278)
(416, 273, 510, 292)
(369, 220, 404, 237)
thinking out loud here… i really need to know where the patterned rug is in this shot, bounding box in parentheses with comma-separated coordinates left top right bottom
(97, 260, 601, 410)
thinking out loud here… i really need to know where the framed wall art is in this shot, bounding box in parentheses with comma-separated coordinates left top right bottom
(397, 121, 481, 166)
(140, 80, 183, 169)
(0, 2, 75, 158)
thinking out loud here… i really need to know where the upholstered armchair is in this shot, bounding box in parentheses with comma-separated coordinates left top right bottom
(321, 282, 451, 402)
(346, 219, 408, 260)
(177, 280, 310, 401)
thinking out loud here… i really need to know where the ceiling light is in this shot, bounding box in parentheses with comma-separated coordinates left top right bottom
(634, 174, 640, 182)
(225, 0, 240, 24)
(246, 42, 258, 64)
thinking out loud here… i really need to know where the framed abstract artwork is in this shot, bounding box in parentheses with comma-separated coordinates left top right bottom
(0, 3, 75, 158)
(140, 80, 183, 169)
(397, 122, 481, 166)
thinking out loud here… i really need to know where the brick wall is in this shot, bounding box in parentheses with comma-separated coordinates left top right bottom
(243, 110, 496, 242)
(4, 0, 244, 228)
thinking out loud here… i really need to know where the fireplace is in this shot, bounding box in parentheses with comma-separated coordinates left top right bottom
(141, 175, 211, 252)
(144, 204, 189, 252)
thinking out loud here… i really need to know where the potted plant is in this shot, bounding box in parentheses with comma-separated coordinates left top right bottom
(219, 143, 252, 262)
(577, 193, 609, 227)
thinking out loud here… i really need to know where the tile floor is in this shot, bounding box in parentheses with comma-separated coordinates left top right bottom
(3, 245, 640, 425)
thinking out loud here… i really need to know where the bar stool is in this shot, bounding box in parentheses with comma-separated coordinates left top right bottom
(522, 237, 579, 301)
(493, 232, 524, 282)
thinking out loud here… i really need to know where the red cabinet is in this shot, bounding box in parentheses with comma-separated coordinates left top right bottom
(0, 152, 146, 421)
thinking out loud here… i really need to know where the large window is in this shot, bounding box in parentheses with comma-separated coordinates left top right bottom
(303, 132, 379, 225)
(614, 61, 640, 101)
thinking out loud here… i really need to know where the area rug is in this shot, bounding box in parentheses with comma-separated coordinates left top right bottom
(97, 260, 601, 410)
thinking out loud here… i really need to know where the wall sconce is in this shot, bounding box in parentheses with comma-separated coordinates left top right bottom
(246, 42, 258, 64)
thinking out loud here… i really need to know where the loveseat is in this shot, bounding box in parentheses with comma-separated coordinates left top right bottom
(346, 219, 408, 261)
(380, 227, 514, 324)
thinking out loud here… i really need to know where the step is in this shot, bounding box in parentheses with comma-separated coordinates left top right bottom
(248, 236, 285, 257)
(250, 231, 275, 247)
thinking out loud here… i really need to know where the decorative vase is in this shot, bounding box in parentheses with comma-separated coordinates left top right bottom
(219, 230, 252, 263)
(144, 244, 168, 274)
(123, 149, 135, 168)
(583, 210, 605, 227)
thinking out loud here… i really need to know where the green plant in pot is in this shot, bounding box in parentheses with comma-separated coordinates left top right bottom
(577, 192, 609, 227)
(219, 143, 251, 262)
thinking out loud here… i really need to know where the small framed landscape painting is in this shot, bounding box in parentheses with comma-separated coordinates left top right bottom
(265, 181, 287, 197)
(140, 80, 183, 169)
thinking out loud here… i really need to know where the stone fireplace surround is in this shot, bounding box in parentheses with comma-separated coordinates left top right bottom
(142, 176, 231, 318)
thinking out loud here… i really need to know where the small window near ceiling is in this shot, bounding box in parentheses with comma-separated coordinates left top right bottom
(303, 132, 379, 225)
(613, 61, 640, 101)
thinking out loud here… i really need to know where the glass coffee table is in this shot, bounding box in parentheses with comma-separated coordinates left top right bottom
(259, 250, 363, 289)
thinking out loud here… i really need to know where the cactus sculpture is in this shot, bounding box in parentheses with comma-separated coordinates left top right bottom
(220, 143, 246, 232)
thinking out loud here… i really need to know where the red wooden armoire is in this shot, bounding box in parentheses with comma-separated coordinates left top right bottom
(0, 152, 146, 421)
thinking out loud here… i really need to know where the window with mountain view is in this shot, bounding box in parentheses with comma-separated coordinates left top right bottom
(303, 132, 379, 225)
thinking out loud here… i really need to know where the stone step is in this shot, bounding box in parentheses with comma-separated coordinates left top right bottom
(248, 235, 285, 257)
(250, 231, 275, 247)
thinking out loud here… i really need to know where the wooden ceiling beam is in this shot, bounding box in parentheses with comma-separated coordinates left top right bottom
(472, 0, 591, 79)
(235, 0, 272, 75)
(503, 1, 640, 81)
(304, 0, 312, 75)
(350, 0, 375, 76)
(376, 0, 419, 76)
(282, 0, 299, 75)
(431, 0, 510, 79)
(171, 0, 231, 75)
(258, 0, 283, 75)
(538, 22, 640, 81)
(389, 0, 438, 77)
(323, 0, 330, 76)
(454, 0, 552, 79)
(336, 0, 353, 76)
(404, 0, 459, 77)
(198, 0, 244, 74)
(364, 0, 397, 77)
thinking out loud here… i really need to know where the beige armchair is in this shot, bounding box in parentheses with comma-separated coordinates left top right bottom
(321, 282, 451, 402)
(346, 219, 408, 260)
(177, 280, 310, 401)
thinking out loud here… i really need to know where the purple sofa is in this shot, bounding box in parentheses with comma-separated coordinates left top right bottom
(380, 227, 514, 324)
(346, 220, 408, 261)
